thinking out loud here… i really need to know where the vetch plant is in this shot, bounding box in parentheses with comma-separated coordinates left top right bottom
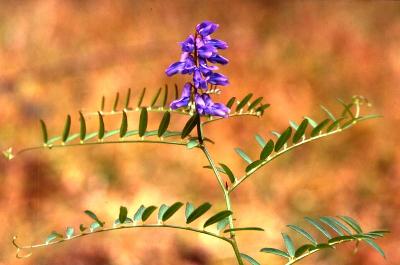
(4, 21, 388, 265)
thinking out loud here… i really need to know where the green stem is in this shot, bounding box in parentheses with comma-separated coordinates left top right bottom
(16, 140, 187, 156)
(12, 224, 233, 258)
(200, 145, 244, 265)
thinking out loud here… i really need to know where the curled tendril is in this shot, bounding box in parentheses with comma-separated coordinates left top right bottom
(12, 236, 33, 259)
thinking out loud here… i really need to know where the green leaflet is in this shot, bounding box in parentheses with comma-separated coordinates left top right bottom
(248, 97, 263, 111)
(328, 235, 355, 244)
(203, 210, 232, 228)
(139, 107, 148, 137)
(186, 202, 212, 224)
(282, 233, 295, 258)
(275, 127, 292, 152)
(118, 206, 128, 224)
(185, 203, 195, 220)
(304, 116, 318, 128)
(287, 224, 317, 246)
(255, 104, 270, 114)
(65, 227, 74, 239)
(363, 238, 386, 258)
(142, 206, 157, 222)
(260, 139, 274, 160)
(224, 227, 264, 233)
(40, 119, 48, 144)
(133, 205, 146, 221)
(162, 85, 168, 107)
(226, 97, 236, 108)
(217, 217, 230, 231)
(240, 253, 261, 265)
(79, 112, 86, 141)
(174, 84, 179, 99)
(157, 112, 170, 137)
(186, 139, 199, 149)
(236, 93, 253, 111)
(219, 163, 236, 184)
(62, 115, 71, 142)
(338, 216, 363, 234)
(158, 204, 168, 222)
(98, 112, 105, 139)
(311, 119, 330, 137)
(260, 247, 290, 259)
(289, 120, 299, 130)
(320, 105, 336, 121)
(293, 119, 308, 143)
(246, 160, 263, 173)
(137, 87, 146, 107)
(79, 224, 87, 232)
(100, 95, 105, 111)
(151, 87, 162, 107)
(162, 202, 183, 222)
(326, 117, 345, 132)
(305, 217, 332, 239)
(181, 114, 198, 139)
(125, 88, 131, 109)
(90, 222, 102, 232)
(120, 111, 128, 138)
(235, 148, 252, 164)
(322, 216, 352, 235)
(46, 231, 63, 244)
(295, 244, 313, 257)
(255, 134, 266, 148)
(319, 217, 344, 236)
(337, 98, 354, 119)
(84, 210, 104, 227)
(113, 92, 119, 111)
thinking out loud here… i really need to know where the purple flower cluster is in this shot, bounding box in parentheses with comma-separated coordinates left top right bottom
(166, 21, 230, 117)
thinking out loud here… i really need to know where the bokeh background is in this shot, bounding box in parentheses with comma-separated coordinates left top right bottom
(0, 1, 399, 265)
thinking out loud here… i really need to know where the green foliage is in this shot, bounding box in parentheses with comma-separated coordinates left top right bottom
(260, 216, 388, 264)
(225, 97, 380, 191)
(6, 91, 388, 265)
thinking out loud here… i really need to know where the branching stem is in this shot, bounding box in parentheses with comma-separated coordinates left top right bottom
(200, 145, 244, 265)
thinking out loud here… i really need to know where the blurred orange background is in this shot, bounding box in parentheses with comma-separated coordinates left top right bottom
(0, 1, 399, 265)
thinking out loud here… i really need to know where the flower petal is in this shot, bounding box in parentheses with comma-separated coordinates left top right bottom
(196, 21, 219, 37)
(165, 61, 185, 76)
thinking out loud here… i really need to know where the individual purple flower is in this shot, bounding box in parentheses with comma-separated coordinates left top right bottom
(206, 39, 228, 49)
(197, 45, 217, 59)
(165, 53, 196, 76)
(196, 21, 219, 37)
(206, 72, 229, 86)
(170, 82, 192, 109)
(195, 94, 230, 117)
(198, 58, 218, 76)
(193, 69, 208, 89)
(180, 35, 195, 53)
(207, 54, 229, 65)
(181, 55, 196, 74)
(165, 61, 185, 76)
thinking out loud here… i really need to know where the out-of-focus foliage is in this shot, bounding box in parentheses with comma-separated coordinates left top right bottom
(0, 1, 399, 265)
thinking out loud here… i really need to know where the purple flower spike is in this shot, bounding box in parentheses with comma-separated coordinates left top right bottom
(166, 21, 230, 117)
(195, 94, 230, 117)
(170, 83, 192, 110)
(206, 72, 229, 86)
(196, 21, 219, 37)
